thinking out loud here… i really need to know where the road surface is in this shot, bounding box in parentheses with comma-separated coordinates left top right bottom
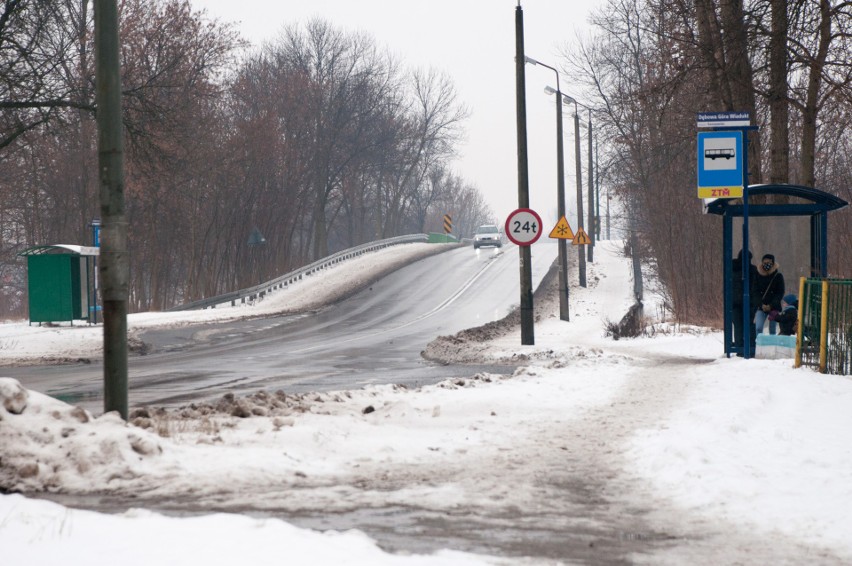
(6, 243, 557, 412)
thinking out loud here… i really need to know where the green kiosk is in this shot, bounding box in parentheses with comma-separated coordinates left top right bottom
(18, 244, 99, 325)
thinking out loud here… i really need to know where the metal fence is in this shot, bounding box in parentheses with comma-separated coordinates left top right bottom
(796, 277, 852, 375)
(167, 234, 429, 312)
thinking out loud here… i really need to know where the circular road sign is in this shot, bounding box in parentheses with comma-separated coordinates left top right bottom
(505, 208, 543, 246)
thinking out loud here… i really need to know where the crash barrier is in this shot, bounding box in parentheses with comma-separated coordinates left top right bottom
(795, 277, 852, 375)
(167, 234, 428, 312)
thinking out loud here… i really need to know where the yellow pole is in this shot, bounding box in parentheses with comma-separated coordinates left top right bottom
(795, 276, 805, 368)
(819, 280, 829, 373)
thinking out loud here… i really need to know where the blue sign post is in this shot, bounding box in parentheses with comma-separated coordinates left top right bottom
(697, 111, 756, 358)
(90, 218, 101, 324)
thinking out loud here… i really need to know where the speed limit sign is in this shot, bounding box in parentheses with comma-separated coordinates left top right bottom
(505, 208, 543, 246)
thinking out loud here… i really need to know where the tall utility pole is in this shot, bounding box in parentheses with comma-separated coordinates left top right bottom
(554, 85, 569, 320)
(524, 55, 570, 321)
(95, 0, 128, 419)
(606, 185, 611, 240)
(514, 3, 534, 345)
(587, 110, 595, 263)
(595, 139, 601, 241)
(569, 100, 587, 287)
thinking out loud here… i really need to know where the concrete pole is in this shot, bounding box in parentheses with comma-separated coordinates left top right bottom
(572, 107, 587, 287)
(95, 0, 128, 418)
(587, 111, 595, 263)
(555, 90, 570, 320)
(515, 4, 534, 344)
(524, 56, 570, 321)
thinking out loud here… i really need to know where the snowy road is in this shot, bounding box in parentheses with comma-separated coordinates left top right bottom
(4, 243, 557, 413)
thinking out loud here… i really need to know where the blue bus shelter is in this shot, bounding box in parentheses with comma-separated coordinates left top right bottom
(705, 184, 847, 357)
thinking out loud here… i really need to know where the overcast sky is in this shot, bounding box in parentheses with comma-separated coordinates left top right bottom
(190, 0, 603, 231)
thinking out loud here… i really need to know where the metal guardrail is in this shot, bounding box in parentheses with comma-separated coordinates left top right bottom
(167, 234, 429, 311)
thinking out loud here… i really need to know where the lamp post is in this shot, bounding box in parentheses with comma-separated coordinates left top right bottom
(606, 187, 612, 240)
(595, 138, 601, 241)
(587, 109, 595, 263)
(524, 55, 570, 321)
(562, 94, 587, 288)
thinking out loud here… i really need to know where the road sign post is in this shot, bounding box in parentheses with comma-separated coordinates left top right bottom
(505, 208, 543, 246)
(514, 5, 534, 345)
(507, 207, 541, 345)
(698, 111, 756, 358)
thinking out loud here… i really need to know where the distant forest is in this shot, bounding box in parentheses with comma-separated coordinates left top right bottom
(0, 1, 494, 315)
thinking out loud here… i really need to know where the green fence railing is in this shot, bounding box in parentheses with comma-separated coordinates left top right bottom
(796, 277, 852, 375)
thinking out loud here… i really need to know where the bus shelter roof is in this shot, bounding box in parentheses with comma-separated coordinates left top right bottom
(705, 183, 847, 217)
(17, 244, 100, 257)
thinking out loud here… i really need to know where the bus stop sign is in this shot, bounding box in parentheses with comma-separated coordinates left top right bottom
(697, 130, 744, 198)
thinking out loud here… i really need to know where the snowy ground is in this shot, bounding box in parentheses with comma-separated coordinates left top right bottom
(2, 241, 851, 564)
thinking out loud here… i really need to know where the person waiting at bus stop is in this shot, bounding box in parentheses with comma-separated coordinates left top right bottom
(754, 253, 785, 336)
(775, 294, 799, 336)
(732, 249, 757, 354)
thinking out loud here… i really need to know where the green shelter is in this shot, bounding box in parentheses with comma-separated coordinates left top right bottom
(18, 245, 99, 324)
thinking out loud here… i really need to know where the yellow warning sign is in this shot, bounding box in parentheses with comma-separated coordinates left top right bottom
(572, 227, 591, 245)
(548, 216, 574, 240)
(442, 214, 452, 234)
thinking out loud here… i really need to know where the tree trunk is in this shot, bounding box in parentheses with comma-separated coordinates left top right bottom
(719, 0, 762, 184)
(768, 0, 790, 187)
(694, 0, 730, 107)
(800, 0, 832, 188)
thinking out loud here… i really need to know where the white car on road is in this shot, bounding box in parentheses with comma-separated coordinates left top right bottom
(473, 224, 503, 249)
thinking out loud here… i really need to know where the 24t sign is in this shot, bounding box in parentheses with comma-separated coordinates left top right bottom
(505, 208, 543, 246)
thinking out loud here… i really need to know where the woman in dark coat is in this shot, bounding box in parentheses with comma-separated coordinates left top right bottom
(753, 253, 785, 335)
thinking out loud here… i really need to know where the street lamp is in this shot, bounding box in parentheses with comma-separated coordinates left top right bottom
(595, 138, 602, 241)
(562, 94, 587, 288)
(587, 108, 595, 263)
(525, 55, 570, 320)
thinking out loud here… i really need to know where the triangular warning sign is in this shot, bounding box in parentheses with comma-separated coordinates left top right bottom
(548, 216, 574, 239)
(572, 227, 591, 245)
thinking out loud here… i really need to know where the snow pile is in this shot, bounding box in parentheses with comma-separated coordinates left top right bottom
(0, 378, 164, 493)
(0, 492, 490, 565)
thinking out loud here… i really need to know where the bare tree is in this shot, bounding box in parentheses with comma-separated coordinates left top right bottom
(787, 0, 852, 187)
(766, 0, 790, 184)
(378, 68, 468, 237)
(0, 0, 96, 151)
(0, 8, 492, 316)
